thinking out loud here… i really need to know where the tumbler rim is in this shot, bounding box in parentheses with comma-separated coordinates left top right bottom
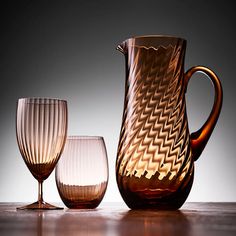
(67, 136, 104, 140)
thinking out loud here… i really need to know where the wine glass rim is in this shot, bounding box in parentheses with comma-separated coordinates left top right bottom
(18, 97, 67, 103)
(67, 135, 104, 140)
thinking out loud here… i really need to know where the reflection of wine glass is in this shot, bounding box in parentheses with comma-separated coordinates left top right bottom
(16, 98, 68, 210)
(56, 136, 108, 209)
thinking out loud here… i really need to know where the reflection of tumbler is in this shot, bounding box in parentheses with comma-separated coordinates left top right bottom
(56, 136, 108, 209)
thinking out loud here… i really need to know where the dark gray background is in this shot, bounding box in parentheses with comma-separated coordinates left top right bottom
(0, 0, 235, 202)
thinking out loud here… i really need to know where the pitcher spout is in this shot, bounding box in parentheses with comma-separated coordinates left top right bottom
(116, 42, 126, 54)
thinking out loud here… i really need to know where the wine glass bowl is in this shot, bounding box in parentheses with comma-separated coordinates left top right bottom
(16, 98, 68, 210)
(56, 136, 108, 209)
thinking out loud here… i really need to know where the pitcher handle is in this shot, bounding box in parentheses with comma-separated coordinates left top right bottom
(184, 66, 223, 161)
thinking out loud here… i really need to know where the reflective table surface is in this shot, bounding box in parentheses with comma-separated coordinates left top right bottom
(0, 202, 236, 236)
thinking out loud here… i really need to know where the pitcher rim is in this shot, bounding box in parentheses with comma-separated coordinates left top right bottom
(124, 35, 186, 42)
(117, 35, 186, 53)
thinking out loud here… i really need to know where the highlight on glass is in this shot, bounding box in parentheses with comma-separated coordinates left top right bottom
(16, 97, 68, 210)
(55, 136, 108, 209)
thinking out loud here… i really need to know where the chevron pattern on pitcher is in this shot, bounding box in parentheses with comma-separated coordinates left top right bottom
(117, 44, 192, 181)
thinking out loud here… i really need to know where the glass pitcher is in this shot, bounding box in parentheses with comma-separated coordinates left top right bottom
(116, 35, 223, 209)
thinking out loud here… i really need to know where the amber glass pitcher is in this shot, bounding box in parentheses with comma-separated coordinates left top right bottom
(116, 36, 223, 209)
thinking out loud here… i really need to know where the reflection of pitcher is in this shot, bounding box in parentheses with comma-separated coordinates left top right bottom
(116, 210, 190, 235)
(116, 36, 223, 209)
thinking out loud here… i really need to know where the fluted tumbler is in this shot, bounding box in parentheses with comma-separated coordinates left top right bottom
(56, 136, 108, 209)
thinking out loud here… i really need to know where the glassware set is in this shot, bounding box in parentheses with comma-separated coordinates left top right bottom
(16, 35, 223, 210)
(16, 98, 108, 210)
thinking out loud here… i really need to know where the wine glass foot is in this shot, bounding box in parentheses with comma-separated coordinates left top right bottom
(17, 201, 63, 210)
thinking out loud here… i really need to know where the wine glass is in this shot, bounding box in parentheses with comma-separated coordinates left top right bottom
(55, 136, 108, 209)
(16, 98, 68, 210)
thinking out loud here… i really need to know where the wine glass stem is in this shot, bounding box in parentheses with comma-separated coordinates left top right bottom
(38, 181, 44, 203)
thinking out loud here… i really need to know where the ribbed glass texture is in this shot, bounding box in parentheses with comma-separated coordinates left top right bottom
(56, 136, 108, 209)
(16, 98, 68, 209)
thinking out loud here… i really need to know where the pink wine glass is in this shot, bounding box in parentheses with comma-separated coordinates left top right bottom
(16, 98, 68, 210)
